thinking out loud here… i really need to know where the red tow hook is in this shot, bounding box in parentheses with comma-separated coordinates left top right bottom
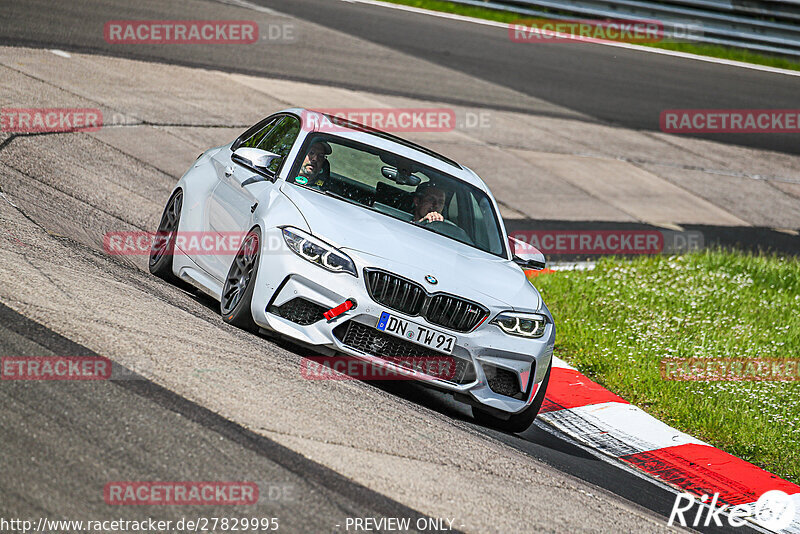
(323, 299, 357, 321)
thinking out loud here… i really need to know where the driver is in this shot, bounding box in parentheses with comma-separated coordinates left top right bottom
(296, 140, 332, 187)
(413, 182, 446, 224)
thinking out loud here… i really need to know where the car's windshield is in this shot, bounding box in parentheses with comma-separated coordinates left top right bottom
(287, 134, 506, 257)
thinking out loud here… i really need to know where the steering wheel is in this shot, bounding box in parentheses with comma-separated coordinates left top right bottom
(421, 219, 474, 244)
(421, 217, 456, 227)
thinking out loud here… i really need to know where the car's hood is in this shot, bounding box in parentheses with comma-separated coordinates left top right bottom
(281, 183, 541, 310)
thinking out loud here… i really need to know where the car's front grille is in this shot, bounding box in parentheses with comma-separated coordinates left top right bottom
(268, 298, 327, 326)
(332, 321, 477, 384)
(484, 364, 524, 399)
(426, 294, 487, 332)
(364, 269, 488, 332)
(364, 269, 425, 316)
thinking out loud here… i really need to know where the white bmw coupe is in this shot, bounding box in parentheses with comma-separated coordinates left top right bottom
(149, 109, 554, 432)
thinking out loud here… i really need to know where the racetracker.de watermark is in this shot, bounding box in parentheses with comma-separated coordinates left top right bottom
(301, 355, 458, 381)
(302, 109, 458, 133)
(104, 20, 258, 44)
(1, 108, 102, 133)
(104, 482, 259, 505)
(508, 18, 702, 44)
(661, 357, 800, 381)
(103, 20, 296, 44)
(1, 356, 112, 380)
(104, 231, 273, 256)
(509, 229, 703, 255)
(661, 109, 800, 133)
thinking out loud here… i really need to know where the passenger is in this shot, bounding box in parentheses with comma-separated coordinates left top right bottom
(296, 140, 332, 187)
(413, 182, 446, 224)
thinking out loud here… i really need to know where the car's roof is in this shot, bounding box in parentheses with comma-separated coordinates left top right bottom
(282, 108, 490, 192)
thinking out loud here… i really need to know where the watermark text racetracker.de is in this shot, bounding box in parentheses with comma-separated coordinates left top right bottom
(0, 109, 160, 134)
(104, 481, 258, 505)
(509, 229, 703, 255)
(508, 18, 702, 44)
(661, 357, 800, 381)
(301, 355, 458, 381)
(104, 231, 267, 256)
(661, 109, 800, 133)
(1, 108, 102, 133)
(0, 517, 279, 533)
(1, 356, 111, 380)
(302, 108, 492, 133)
(103, 20, 296, 44)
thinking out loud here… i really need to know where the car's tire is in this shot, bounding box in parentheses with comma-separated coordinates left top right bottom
(472, 358, 552, 433)
(149, 189, 183, 282)
(220, 227, 261, 333)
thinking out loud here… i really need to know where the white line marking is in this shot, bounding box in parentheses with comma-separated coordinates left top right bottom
(49, 49, 71, 58)
(555, 401, 708, 453)
(0, 191, 19, 209)
(551, 356, 577, 370)
(341, 0, 800, 78)
(214, 0, 282, 15)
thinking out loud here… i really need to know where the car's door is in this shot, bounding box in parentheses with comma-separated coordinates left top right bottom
(202, 114, 301, 280)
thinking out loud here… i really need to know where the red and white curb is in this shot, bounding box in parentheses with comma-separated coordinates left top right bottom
(539, 357, 800, 533)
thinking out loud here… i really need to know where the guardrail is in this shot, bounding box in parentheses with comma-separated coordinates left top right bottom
(451, 0, 800, 57)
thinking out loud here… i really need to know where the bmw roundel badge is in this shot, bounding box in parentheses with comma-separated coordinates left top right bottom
(425, 275, 438, 285)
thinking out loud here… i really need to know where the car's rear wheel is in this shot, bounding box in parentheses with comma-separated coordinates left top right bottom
(221, 227, 261, 333)
(149, 189, 183, 282)
(472, 358, 552, 433)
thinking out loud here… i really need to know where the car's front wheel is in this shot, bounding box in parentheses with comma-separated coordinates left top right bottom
(472, 359, 552, 433)
(149, 189, 183, 282)
(221, 227, 261, 333)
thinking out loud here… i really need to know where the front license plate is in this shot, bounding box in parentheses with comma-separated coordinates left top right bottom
(376, 312, 456, 354)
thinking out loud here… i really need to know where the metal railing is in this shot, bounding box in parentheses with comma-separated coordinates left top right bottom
(450, 0, 800, 57)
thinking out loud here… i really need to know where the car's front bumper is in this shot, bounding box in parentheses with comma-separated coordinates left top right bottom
(250, 228, 555, 415)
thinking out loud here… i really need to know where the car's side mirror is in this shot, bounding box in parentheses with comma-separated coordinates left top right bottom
(231, 147, 282, 184)
(508, 235, 546, 270)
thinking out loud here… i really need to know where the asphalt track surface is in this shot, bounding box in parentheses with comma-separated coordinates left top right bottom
(0, 0, 793, 532)
(254, 0, 800, 155)
(2, 0, 798, 258)
(0, 0, 798, 155)
(0, 301, 749, 534)
(0, 302, 453, 533)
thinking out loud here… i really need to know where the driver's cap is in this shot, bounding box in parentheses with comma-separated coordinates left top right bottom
(311, 140, 332, 155)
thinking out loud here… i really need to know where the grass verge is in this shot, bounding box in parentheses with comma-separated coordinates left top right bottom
(382, 0, 800, 71)
(530, 250, 800, 484)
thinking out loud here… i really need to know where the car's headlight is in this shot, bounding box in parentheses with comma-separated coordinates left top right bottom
(491, 312, 548, 338)
(281, 227, 357, 276)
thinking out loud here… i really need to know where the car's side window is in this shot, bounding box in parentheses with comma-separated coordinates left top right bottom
(254, 116, 301, 174)
(239, 118, 278, 151)
(238, 115, 301, 174)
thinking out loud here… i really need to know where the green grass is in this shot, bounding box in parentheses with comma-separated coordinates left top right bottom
(530, 251, 800, 484)
(384, 0, 800, 71)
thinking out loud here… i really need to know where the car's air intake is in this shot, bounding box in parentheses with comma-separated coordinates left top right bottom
(332, 321, 477, 384)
